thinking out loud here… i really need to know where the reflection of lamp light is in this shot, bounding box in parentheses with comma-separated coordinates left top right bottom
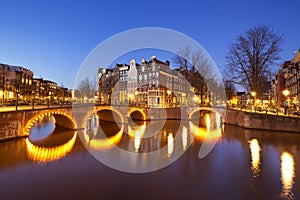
(182, 126, 187, 150)
(249, 139, 261, 179)
(135, 91, 139, 96)
(205, 114, 211, 131)
(167, 90, 171, 95)
(189, 121, 222, 142)
(281, 152, 295, 198)
(167, 132, 174, 159)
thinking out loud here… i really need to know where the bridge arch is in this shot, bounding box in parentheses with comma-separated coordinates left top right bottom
(23, 111, 77, 136)
(128, 107, 146, 121)
(188, 107, 225, 121)
(80, 106, 125, 129)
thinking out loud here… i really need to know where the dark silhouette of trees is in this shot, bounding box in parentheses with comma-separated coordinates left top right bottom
(225, 25, 282, 97)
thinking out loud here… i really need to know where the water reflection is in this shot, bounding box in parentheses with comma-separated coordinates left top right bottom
(188, 112, 223, 143)
(280, 151, 295, 199)
(29, 114, 55, 141)
(167, 132, 174, 159)
(25, 132, 77, 163)
(182, 126, 188, 150)
(2, 118, 300, 199)
(248, 139, 261, 179)
(128, 122, 146, 152)
(83, 126, 123, 150)
(189, 122, 222, 142)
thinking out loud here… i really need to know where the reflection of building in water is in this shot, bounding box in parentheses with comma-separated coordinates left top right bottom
(248, 139, 261, 179)
(25, 132, 77, 163)
(280, 151, 295, 199)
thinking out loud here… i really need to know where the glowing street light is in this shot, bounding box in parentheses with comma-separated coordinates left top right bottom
(282, 89, 290, 97)
(251, 91, 257, 111)
(167, 90, 172, 108)
(282, 89, 290, 115)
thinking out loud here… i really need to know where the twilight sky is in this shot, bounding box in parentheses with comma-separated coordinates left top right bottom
(0, 0, 299, 89)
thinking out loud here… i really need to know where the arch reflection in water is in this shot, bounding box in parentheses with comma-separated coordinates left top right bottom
(83, 129, 123, 151)
(189, 116, 222, 143)
(248, 139, 261, 179)
(280, 151, 295, 199)
(25, 132, 77, 163)
(83, 114, 124, 151)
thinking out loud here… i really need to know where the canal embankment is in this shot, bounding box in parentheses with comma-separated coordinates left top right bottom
(225, 109, 300, 133)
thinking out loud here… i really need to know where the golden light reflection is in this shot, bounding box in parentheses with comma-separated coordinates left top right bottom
(83, 125, 123, 150)
(248, 139, 261, 179)
(25, 132, 77, 163)
(189, 121, 222, 142)
(167, 132, 174, 159)
(280, 152, 295, 199)
(128, 122, 146, 138)
(216, 113, 221, 129)
(205, 114, 211, 131)
(182, 126, 187, 150)
(128, 122, 146, 152)
(134, 135, 141, 152)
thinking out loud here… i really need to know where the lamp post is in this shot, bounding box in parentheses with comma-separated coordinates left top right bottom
(134, 90, 139, 106)
(282, 89, 290, 115)
(167, 90, 171, 108)
(251, 91, 256, 112)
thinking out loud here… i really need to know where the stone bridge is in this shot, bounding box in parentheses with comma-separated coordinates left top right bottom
(0, 105, 225, 141)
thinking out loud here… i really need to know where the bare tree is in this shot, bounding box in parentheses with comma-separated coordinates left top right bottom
(173, 46, 217, 104)
(225, 25, 282, 97)
(77, 77, 96, 102)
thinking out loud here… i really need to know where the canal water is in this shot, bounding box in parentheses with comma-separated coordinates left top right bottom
(0, 114, 299, 200)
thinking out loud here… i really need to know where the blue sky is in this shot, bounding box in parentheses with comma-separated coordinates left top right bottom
(0, 0, 299, 89)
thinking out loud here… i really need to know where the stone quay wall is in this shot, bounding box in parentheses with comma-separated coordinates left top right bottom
(224, 109, 300, 133)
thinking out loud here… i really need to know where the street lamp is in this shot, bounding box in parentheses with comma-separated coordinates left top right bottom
(251, 91, 256, 111)
(167, 90, 171, 108)
(134, 91, 139, 106)
(282, 89, 290, 115)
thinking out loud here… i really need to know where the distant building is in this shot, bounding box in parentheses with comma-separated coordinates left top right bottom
(98, 56, 192, 107)
(271, 49, 300, 111)
(0, 63, 33, 103)
(236, 91, 246, 106)
(283, 50, 300, 110)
